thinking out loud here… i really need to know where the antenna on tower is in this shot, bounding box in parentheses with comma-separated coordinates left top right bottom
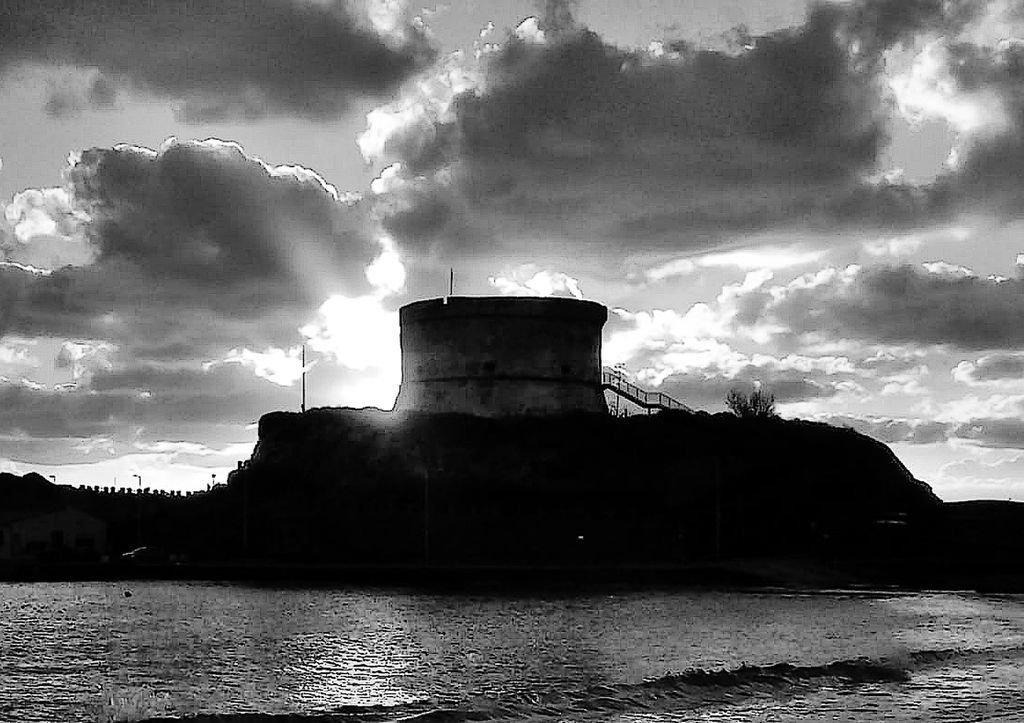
(301, 343, 307, 413)
(449, 267, 454, 296)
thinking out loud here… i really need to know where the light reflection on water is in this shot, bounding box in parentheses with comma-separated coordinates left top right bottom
(0, 583, 1021, 722)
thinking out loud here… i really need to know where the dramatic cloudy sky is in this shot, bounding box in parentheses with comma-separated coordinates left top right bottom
(2, 0, 1024, 499)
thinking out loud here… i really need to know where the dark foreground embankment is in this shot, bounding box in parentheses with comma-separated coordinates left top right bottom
(3, 408, 1022, 589)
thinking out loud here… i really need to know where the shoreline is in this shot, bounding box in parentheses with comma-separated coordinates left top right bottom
(2, 558, 1021, 593)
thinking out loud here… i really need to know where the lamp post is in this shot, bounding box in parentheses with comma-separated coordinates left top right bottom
(613, 363, 626, 417)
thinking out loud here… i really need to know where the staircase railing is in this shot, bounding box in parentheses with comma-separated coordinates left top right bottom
(601, 368, 691, 413)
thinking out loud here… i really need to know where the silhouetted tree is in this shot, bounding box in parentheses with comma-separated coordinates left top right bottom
(726, 387, 777, 419)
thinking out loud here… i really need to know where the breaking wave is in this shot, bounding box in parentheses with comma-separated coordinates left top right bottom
(138, 645, 1024, 723)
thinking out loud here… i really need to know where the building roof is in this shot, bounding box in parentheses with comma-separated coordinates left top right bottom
(0, 506, 105, 528)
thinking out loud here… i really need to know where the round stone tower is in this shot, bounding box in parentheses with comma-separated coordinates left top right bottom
(394, 296, 608, 416)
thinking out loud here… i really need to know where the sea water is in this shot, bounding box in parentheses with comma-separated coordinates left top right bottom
(0, 582, 1022, 721)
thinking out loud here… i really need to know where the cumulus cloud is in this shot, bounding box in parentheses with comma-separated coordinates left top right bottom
(941, 454, 1024, 482)
(0, 362, 303, 446)
(0, 0, 435, 121)
(856, 347, 931, 376)
(218, 347, 305, 387)
(0, 137, 411, 455)
(643, 245, 827, 283)
(806, 385, 1024, 465)
(67, 139, 372, 289)
(658, 366, 851, 411)
(289, 221, 413, 408)
(1, 138, 380, 359)
(935, 392, 1024, 422)
(953, 352, 1024, 385)
(0, 428, 253, 473)
(817, 414, 951, 445)
(364, 236, 408, 295)
(643, 258, 697, 283)
(860, 226, 972, 258)
(602, 297, 864, 410)
(828, 2, 1024, 224)
(56, 340, 116, 380)
(0, 338, 37, 369)
(489, 265, 584, 298)
(4, 188, 81, 244)
(603, 305, 733, 374)
(601, 268, 867, 385)
(41, 68, 119, 118)
(1, 187, 94, 270)
(910, 391, 1024, 449)
(301, 294, 399, 372)
(736, 260, 1024, 350)
(298, 293, 402, 408)
(953, 418, 1024, 448)
(361, 0, 904, 257)
(353, 0, 1024, 264)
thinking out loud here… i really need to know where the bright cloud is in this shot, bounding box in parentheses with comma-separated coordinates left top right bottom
(55, 340, 116, 380)
(301, 296, 399, 374)
(218, 347, 305, 387)
(887, 38, 1009, 138)
(489, 265, 584, 299)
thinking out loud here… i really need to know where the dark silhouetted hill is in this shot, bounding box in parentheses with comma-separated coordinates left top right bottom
(205, 408, 943, 565)
(0, 472, 63, 512)
(7, 409, 1023, 589)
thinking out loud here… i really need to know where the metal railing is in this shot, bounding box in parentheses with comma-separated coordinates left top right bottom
(601, 368, 691, 413)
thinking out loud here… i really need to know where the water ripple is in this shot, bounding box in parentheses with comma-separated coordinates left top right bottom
(0, 584, 1021, 722)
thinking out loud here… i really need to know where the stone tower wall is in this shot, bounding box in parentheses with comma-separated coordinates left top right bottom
(394, 296, 607, 416)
